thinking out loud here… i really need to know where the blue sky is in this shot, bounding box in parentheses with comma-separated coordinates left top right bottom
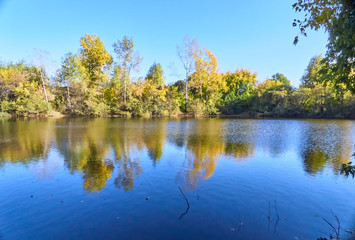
(0, 0, 328, 86)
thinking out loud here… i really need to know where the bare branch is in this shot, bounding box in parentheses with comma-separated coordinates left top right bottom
(178, 186, 190, 219)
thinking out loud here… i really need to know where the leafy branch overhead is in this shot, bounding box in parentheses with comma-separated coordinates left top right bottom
(292, 0, 355, 93)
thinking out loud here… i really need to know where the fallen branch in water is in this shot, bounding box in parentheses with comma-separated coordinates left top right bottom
(320, 211, 341, 240)
(178, 186, 190, 219)
(266, 200, 280, 233)
(275, 200, 280, 221)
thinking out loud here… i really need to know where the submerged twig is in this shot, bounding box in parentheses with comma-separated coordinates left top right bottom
(275, 200, 280, 220)
(273, 200, 280, 234)
(178, 186, 190, 219)
(321, 211, 341, 240)
(333, 211, 340, 238)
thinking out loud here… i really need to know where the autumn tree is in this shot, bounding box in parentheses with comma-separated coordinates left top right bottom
(79, 34, 112, 87)
(193, 48, 222, 114)
(0, 63, 50, 115)
(113, 36, 142, 104)
(76, 34, 112, 115)
(177, 36, 199, 112)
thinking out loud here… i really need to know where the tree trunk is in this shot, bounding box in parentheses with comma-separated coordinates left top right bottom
(41, 70, 49, 103)
(200, 84, 202, 100)
(185, 73, 188, 112)
(67, 84, 71, 109)
(124, 78, 127, 104)
(205, 77, 209, 113)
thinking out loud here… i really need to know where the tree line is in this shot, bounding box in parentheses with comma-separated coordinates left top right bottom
(0, 34, 354, 118)
(0, 0, 354, 118)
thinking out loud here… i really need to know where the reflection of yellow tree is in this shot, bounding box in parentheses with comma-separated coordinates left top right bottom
(110, 119, 143, 192)
(81, 143, 114, 192)
(300, 120, 353, 175)
(142, 119, 167, 164)
(181, 119, 225, 190)
(56, 119, 113, 192)
(0, 119, 53, 165)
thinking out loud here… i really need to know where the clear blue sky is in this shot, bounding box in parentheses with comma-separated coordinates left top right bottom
(0, 0, 328, 86)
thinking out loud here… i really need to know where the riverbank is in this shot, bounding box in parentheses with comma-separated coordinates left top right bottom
(2, 111, 355, 120)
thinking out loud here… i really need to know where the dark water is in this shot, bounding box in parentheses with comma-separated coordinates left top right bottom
(0, 118, 354, 240)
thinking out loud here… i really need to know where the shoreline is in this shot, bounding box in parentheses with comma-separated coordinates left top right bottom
(1, 112, 355, 120)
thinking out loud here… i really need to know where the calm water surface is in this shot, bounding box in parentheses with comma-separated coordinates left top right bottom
(0, 118, 354, 240)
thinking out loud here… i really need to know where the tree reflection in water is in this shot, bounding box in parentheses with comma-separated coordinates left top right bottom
(299, 120, 353, 176)
(0, 118, 353, 192)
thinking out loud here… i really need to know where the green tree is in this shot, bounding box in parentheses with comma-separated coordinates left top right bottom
(293, 0, 355, 92)
(58, 53, 83, 110)
(164, 85, 181, 116)
(56, 52, 94, 114)
(301, 55, 350, 102)
(224, 69, 257, 100)
(250, 78, 293, 116)
(146, 63, 165, 87)
(104, 65, 124, 113)
(271, 73, 291, 86)
(300, 55, 324, 88)
(222, 69, 257, 114)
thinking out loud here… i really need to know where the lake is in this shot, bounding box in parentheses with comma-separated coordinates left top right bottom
(0, 118, 354, 240)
